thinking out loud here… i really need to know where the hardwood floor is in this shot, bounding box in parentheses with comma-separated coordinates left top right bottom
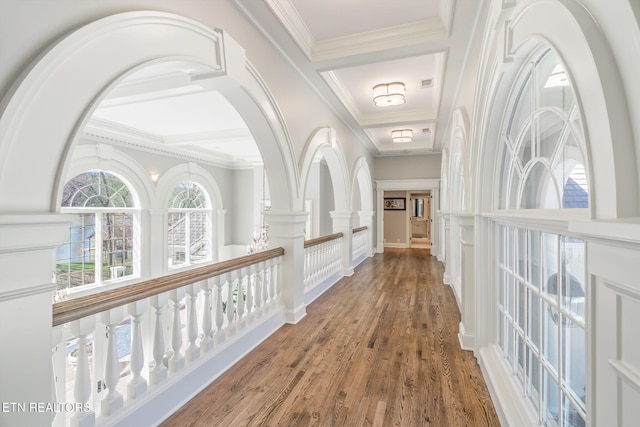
(161, 248, 500, 427)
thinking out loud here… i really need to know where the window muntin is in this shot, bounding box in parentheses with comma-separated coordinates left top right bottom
(495, 47, 588, 427)
(168, 181, 210, 268)
(56, 171, 137, 291)
(499, 49, 588, 210)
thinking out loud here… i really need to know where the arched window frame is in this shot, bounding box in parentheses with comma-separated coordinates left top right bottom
(56, 170, 140, 292)
(167, 181, 212, 269)
(492, 45, 589, 427)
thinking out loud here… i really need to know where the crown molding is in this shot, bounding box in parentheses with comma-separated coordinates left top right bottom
(264, 0, 315, 59)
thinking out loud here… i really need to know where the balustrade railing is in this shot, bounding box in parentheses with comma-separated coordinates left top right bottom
(303, 233, 342, 293)
(51, 248, 284, 426)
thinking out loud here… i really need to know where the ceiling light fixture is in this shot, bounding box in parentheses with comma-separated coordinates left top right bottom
(373, 82, 406, 106)
(391, 129, 413, 143)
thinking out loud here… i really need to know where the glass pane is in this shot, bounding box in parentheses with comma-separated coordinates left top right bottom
(517, 332, 526, 384)
(516, 228, 527, 279)
(562, 318, 586, 411)
(168, 212, 186, 267)
(560, 236, 585, 323)
(516, 124, 533, 169)
(542, 300, 559, 374)
(516, 279, 526, 332)
(563, 393, 586, 427)
(527, 346, 541, 411)
(500, 144, 513, 209)
(521, 162, 559, 209)
(537, 49, 575, 114)
(554, 132, 589, 209)
(56, 214, 96, 289)
(170, 181, 207, 209)
(62, 171, 134, 208)
(528, 288, 540, 350)
(529, 230, 541, 288)
(189, 211, 209, 262)
(537, 110, 565, 161)
(541, 233, 559, 302)
(498, 308, 506, 352)
(542, 367, 560, 426)
(102, 213, 133, 281)
(508, 70, 533, 143)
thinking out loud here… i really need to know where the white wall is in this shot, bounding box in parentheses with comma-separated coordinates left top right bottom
(374, 155, 441, 180)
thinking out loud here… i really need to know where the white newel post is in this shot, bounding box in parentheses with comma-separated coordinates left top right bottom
(331, 211, 355, 276)
(149, 293, 168, 385)
(168, 288, 186, 372)
(264, 212, 308, 324)
(457, 214, 476, 351)
(185, 284, 200, 363)
(101, 307, 124, 416)
(127, 300, 148, 399)
(0, 215, 75, 427)
(358, 210, 375, 257)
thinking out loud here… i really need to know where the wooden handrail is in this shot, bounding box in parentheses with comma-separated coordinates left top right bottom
(52, 247, 285, 327)
(352, 226, 367, 234)
(304, 232, 343, 249)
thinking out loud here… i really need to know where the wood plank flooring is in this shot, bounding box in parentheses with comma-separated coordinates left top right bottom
(161, 248, 500, 427)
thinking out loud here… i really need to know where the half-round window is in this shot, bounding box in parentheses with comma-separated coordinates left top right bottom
(168, 181, 210, 268)
(499, 48, 589, 210)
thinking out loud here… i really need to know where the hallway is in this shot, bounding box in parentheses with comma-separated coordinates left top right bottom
(162, 249, 500, 426)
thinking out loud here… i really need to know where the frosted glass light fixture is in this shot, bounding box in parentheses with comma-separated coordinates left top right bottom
(373, 82, 405, 106)
(391, 129, 413, 143)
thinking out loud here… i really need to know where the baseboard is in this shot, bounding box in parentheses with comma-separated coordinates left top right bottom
(458, 322, 475, 351)
(384, 243, 408, 249)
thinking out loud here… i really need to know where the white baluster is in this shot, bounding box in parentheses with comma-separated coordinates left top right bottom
(245, 266, 255, 322)
(256, 261, 266, 317)
(200, 279, 214, 353)
(214, 275, 226, 344)
(185, 284, 200, 362)
(101, 307, 124, 416)
(127, 300, 147, 399)
(268, 258, 277, 300)
(168, 288, 185, 372)
(225, 272, 237, 336)
(149, 293, 168, 385)
(236, 269, 246, 329)
(69, 318, 95, 427)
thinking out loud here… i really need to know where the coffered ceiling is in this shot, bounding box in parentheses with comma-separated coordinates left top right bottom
(233, 0, 485, 156)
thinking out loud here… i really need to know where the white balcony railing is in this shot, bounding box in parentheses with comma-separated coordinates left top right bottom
(51, 248, 284, 427)
(352, 226, 368, 266)
(303, 233, 342, 295)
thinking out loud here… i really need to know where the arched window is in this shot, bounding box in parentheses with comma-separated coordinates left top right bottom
(168, 181, 210, 268)
(56, 171, 137, 290)
(496, 47, 587, 426)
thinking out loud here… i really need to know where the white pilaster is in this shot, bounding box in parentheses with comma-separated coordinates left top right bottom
(0, 214, 76, 427)
(264, 211, 308, 323)
(443, 213, 452, 285)
(331, 211, 356, 276)
(457, 214, 476, 351)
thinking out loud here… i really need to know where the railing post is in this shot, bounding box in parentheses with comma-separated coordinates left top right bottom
(264, 212, 308, 323)
(127, 300, 148, 399)
(331, 211, 355, 276)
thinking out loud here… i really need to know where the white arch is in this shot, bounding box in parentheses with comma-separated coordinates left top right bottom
(154, 163, 223, 211)
(449, 108, 470, 213)
(0, 11, 299, 213)
(350, 157, 374, 212)
(473, 0, 638, 218)
(299, 127, 351, 213)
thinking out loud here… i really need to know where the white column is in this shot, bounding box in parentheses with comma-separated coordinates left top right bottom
(0, 215, 74, 427)
(264, 212, 308, 323)
(457, 214, 476, 351)
(358, 210, 375, 257)
(331, 211, 355, 276)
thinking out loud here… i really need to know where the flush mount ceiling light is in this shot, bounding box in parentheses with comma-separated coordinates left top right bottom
(373, 82, 405, 106)
(391, 129, 413, 143)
